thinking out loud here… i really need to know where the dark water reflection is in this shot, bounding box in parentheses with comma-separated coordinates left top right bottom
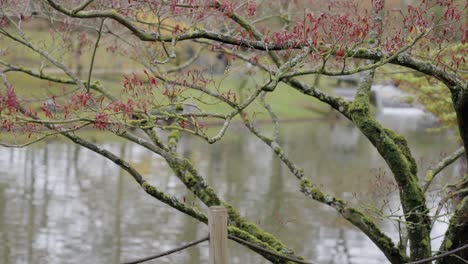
(0, 117, 459, 264)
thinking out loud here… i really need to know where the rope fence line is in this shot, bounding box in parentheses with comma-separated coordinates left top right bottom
(120, 233, 315, 264)
(121, 235, 209, 264)
(120, 233, 467, 264)
(121, 237, 467, 264)
(405, 243, 468, 264)
(121, 206, 467, 264)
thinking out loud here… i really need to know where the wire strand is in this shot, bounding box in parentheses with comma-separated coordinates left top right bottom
(121, 235, 209, 264)
(405, 243, 468, 264)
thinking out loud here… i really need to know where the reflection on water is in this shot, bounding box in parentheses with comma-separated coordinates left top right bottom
(0, 118, 459, 264)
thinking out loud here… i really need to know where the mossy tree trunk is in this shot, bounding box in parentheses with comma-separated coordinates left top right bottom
(454, 91, 468, 164)
(438, 91, 468, 264)
(437, 197, 468, 264)
(350, 70, 431, 262)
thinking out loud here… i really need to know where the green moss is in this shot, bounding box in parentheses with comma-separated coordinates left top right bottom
(368, 37, 376, 44)
(424, 170, 434, 182)
(271, 142, 284, 156)
(349, 108, 383, 144)
(349, 82, 431, 259)
(445, 239, 453, 249)
(227, 226, 292, 263)
(355, 48, 368, 57)
(300, 179, 325, 202)
(384, 128, 418, 176)
(224, 204, 291, 253)
(343, 208, 409, 263)
(174, 167, 221, 206)
(420, 238, 429, 248)
(299, 178, 309, 188)
(349, 96, 371, 115)
(168, 129, 180, 146)
(141, 181, 152, 191)
(175, 103, 184, 112)
(349, 105, 414, 186)
(439, 197, 468, 263)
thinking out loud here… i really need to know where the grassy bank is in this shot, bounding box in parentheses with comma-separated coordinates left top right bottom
(2, 28, 337, 124)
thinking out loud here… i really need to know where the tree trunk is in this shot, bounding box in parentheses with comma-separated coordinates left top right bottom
(438, 91, 468, 263)
(438, 197, 468, 264)
(455, 91, 468, 166)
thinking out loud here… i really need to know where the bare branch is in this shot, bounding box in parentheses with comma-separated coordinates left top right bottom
(86, 18, 105, 92)
(424, 147, 466, 193)
(71, 0, 96, 14)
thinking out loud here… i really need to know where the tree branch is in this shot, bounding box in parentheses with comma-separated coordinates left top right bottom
(86, 18, 105, 92)
(424, 147, 466, 193)
(43, 0, 465, 91)
(116, 130, 303, 263)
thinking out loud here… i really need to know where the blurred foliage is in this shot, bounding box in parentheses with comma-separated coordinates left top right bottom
(393, 43, 467, 133)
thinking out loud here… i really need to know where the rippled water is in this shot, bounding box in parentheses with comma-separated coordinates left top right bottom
(0, 115, 459, 264)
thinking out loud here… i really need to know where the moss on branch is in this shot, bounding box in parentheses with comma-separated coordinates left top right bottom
(437, 197, 468, 264)
(349, 70, 431, 260)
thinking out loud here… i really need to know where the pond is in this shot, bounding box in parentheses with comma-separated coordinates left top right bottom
(0, 112, 460, 264)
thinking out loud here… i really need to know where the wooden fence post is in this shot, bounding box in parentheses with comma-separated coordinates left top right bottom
(208, 206, 228, 264)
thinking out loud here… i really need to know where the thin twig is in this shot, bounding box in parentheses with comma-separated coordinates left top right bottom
(87, 18, 105, 93)
(72, 0, 95, 14)
(259, 92, 279, 141)
(423, 146, 465, 193)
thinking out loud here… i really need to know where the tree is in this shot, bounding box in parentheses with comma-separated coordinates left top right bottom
(0, 0, 467, 263)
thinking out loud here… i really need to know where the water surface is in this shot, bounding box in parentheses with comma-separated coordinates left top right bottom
(0, 115, 459, 264)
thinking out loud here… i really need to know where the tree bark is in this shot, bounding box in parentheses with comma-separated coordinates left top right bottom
(437, 197, 468, 264)
(439, 90, 468, 264)
(454, 91, 468, 166)
(350, 70, 431, 261)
